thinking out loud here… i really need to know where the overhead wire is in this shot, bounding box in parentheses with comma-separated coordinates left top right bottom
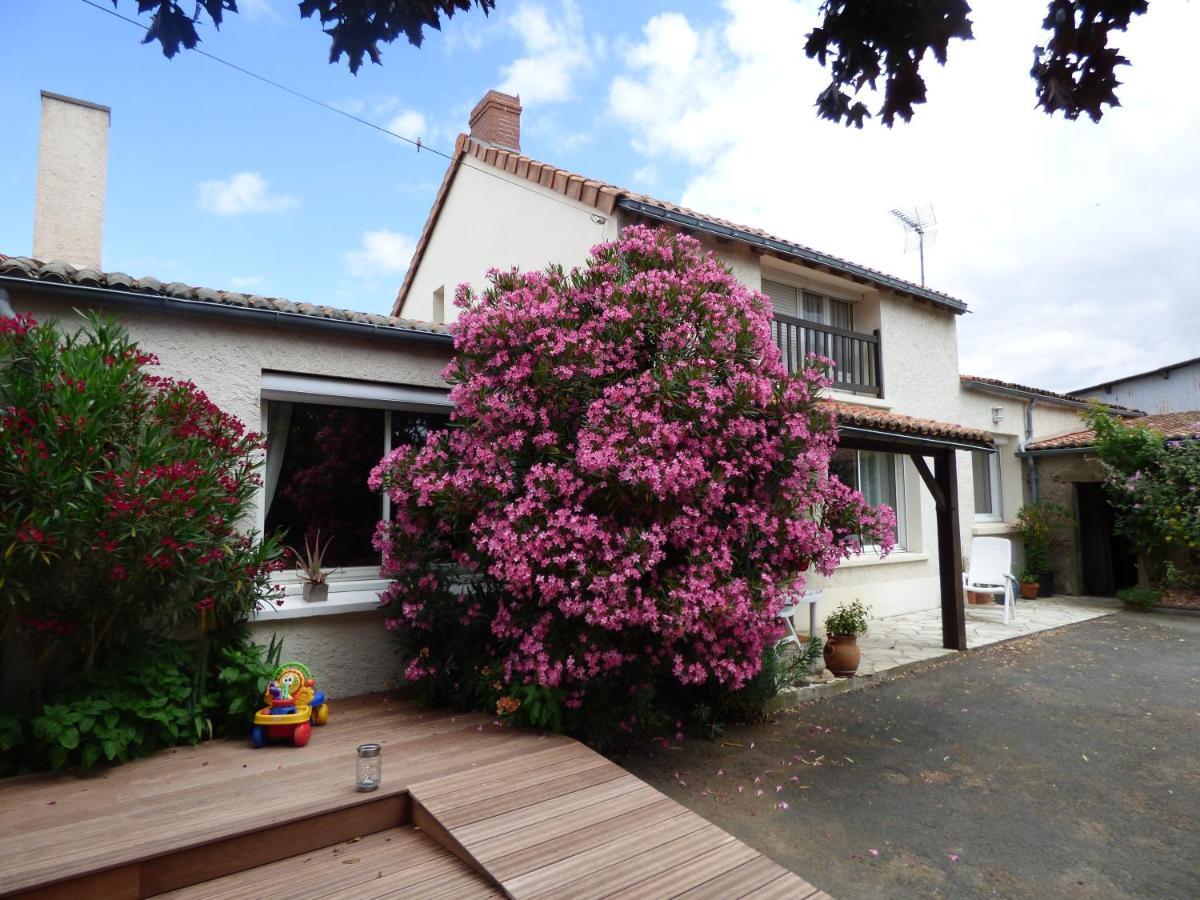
(75, 0, 610, 223)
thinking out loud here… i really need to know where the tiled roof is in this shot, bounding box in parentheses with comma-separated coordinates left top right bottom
(0, 254, 450, 338)
(823, 400, 994, 447)
(960, 374, 1144, 416)
(392, 134, 969, 316)
(1026, 410, 1200, 451)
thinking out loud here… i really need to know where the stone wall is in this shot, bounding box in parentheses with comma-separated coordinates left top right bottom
(1025, 452, 1105, 595)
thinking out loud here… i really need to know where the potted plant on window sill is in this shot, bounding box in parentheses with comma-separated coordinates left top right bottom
(294, 532, 334, 602)
(822, 600, 870, 678)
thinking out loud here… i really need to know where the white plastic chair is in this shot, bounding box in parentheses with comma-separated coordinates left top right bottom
(963, 537, 1018, 624)
(777, 590, 822, 650)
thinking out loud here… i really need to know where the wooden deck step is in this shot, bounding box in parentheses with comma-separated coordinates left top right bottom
(154, 827, 502, 900)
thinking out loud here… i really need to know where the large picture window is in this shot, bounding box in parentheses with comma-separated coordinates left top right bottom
(830, 448, 906, 550)
(264, 401, 449, 572)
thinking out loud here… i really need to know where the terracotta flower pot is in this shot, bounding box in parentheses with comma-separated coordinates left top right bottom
(823, 634, 861, 678)
(967, 590, 993, 605)
(1019, 582, 1039, 600)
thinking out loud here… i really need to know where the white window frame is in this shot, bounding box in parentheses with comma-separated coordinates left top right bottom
(834, 448, 908, 553)
(762, 278, 857, 330)
(255, 373, 452, 620)
(972, 448, 1003, 523)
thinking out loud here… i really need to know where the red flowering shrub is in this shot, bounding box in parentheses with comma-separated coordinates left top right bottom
(0, 313, 282, 698)
(371, 226, 893, 741)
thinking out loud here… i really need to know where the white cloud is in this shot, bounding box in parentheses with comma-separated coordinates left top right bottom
(388, 110, 428, 140)
(196, 172, 298, 215)
(499, 0, 600, 104)
(608, 0, 1200, 391)
(228, 275, 269, 292)
(238, 0, 281, 22)
(343, 229, 416, 279)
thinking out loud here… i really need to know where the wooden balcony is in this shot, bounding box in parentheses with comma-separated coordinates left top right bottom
(770, 312, 883, 397)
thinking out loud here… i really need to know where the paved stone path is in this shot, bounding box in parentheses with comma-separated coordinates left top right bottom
(776, 595, 1121, 705)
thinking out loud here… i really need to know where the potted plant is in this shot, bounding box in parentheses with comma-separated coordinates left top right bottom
(294, 532, 334, 602)
(822, 600, 870, 677)
(1013, 502, 1071, 598)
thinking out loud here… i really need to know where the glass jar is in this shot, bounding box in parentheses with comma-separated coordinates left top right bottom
(356, 743, 381, 792)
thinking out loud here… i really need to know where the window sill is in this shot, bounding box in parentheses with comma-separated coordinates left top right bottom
(824, 388, 892, 409)
(972, 522, 1013, 536)
(836, 550, 929, 569)
(253, 587, 385, 621)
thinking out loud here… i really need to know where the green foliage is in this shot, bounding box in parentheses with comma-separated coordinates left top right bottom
(1014, 501, 1071, 581)
(119, 0, 496, 70)
(0, 312, 282, 703)
(2, 629, 279, 775)
(824, 600, 871, 637)
(1116, 586, 1160, 611)
(1086, 405, 1200, 586)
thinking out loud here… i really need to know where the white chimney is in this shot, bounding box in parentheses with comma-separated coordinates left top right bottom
(33, 91, 110, 268)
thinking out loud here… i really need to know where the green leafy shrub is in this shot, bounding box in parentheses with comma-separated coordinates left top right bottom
(0, 312, 285, 773)
(3, 629, 279, 774)
(1086, 405, 1200, 587)
(824, 600, 871, 636)
(1014, 501, 1071, 581)
(1116, 586, 1160, 611)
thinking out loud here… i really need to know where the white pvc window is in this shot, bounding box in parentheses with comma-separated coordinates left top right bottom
(972, 450, 1003, 522)
(762, 279, 854, 330)
(830, 448, 907, 550)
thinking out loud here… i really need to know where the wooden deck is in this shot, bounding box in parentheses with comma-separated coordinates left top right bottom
(0, 695, 826, 899)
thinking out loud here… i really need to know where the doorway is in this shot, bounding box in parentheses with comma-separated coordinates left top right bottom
(1075, 482, 1139, 595)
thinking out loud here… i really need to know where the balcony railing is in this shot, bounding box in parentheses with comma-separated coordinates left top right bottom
(770, 313, 883, 397)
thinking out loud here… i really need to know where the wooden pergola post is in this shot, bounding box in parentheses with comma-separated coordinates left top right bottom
(909, 449, 967, 651)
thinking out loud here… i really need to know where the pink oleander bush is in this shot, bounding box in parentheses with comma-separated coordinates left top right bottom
(371, 226, 894, 742)
(0, 313, 284, 712)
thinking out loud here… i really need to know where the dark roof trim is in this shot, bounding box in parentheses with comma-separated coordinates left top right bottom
(1, 276, 454, 349)
(1072, 355, 1200, 395)
(961, 377, 1143, 415)
(617, 198, 969, 315)
(838, 424, 994, 454)
(1017, 446, 1093, 458)
(41, 91, 111, 114)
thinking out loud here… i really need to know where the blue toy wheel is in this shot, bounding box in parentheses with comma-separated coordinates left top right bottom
(251, 725, 267, 748)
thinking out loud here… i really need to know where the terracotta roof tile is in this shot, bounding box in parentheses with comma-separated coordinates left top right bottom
(0, 254, 449, 338)
(392, 135, 968, 316)
(822, 400, 993, 447)
(1026, 410, 1200, 451)
(960, 374, 1143, 416)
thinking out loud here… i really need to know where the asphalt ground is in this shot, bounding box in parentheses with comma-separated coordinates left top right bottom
(620, 613, 1200, 899)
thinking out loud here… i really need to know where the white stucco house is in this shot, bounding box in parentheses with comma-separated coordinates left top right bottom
(393, 90, 1144, 636)
(3, 90, 1138, 696)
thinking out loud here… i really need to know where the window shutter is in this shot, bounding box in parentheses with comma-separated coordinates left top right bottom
(761, 280, 799, 318)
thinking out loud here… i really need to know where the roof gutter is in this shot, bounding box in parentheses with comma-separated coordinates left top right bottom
(961, 378, 1142, 416)
(616, 198, 969, 315)
(838, 423, 993, 453)
(1016, 446, 1094, 458)
(0, 276, 455, 349)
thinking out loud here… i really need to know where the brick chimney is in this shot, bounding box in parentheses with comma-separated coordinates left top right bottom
(468, 90, 522, 153)
(33, 92, 110, 268)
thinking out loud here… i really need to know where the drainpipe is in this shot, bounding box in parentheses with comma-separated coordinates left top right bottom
(1021, 398, 1039, 502)
(0, 288, 13, 318)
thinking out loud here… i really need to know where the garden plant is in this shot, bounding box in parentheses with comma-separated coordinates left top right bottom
(372, 226, 895, 743)
(1086, 405, 1200, 592)
(0, 313, 283, 772)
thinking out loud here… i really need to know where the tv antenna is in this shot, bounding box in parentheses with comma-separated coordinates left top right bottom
(889, 205, 937, 286)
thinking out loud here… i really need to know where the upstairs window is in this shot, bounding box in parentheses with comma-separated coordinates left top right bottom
(763, 279, 854, 331)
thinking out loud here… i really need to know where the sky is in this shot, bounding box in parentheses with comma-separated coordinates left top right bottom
(1, 0, 1197, 392)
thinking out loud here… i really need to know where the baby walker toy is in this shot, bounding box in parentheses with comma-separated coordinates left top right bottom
(251, 662, 330, 748)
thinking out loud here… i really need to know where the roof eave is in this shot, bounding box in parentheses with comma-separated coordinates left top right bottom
(1, 277, 454, 349)
(960, 378, 1144, 416)
(616, 198, 969, 315)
